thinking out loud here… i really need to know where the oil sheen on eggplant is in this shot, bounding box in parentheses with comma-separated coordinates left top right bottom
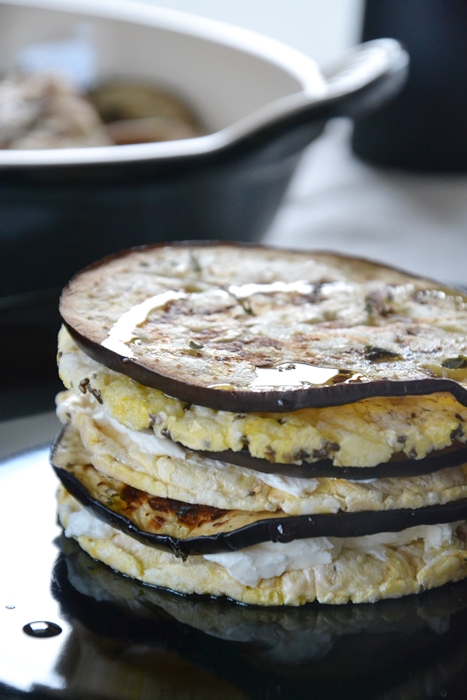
(59, 243, 467, 413)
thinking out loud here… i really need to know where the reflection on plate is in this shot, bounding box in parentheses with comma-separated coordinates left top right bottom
(53, 535, 467, 699)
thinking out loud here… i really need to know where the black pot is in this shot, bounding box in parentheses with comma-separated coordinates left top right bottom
(353, 0, 467, 172)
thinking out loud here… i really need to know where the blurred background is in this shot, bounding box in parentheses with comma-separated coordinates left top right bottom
(2, 0, 467, 440)
(136, 0, 467, 286)
(125, 0, 365, 66)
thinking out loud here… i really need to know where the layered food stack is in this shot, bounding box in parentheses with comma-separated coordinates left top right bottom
(52, 243, 467, 606)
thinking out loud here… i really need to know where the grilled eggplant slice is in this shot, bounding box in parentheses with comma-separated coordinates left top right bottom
(51, 423, 467, 557)
(54, 400, 467, 516)
(60, 243, 467, 412)
(58, 328, 467, 472)
(198, 443, 467, 479)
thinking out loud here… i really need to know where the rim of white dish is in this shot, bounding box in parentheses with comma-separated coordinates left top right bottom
(0, 0, 327, 167)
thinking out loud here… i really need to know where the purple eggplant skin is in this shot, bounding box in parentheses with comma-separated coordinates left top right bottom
(64, 321, 467, 414)
(196, 443, 467, 480)
(59, 241, 467, 414)
(51, 463, 467, 558)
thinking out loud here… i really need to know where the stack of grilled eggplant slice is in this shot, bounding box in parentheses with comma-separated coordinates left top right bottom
(52, 243, 467, 606)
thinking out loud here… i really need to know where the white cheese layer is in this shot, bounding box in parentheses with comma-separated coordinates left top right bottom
(57, 391, 185, 458)
(62, 502, 460, 589)
(205, 539, 335, 587)
(205, 522, 460, 587)
(64, 505, 115, 540)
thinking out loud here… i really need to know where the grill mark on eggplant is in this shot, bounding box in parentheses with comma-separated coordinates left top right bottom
(77, 465, 231, 536)
(60, 243, 467, 413)
(66, 324, 467, 413)
(121, 486, 228, 529)
(53, 463, 467, 557)
(51, 426, 467, 557)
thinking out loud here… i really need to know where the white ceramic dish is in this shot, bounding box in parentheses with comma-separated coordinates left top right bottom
(0, 0, 407, 299)
(0, 0, 329, 165)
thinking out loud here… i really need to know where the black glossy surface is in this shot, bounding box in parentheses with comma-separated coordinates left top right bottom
(3, 444, 467, 698)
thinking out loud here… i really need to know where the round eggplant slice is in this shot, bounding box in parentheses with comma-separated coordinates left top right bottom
(53, 464, 467, 556)
(59, 242, 467, 413)
(197, 443, 467, 479)
(51, 449, 467, 558)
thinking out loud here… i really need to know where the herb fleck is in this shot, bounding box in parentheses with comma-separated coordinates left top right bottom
(364, 346, 401, 362)
(189, 252, 202, 274)
(239, 298, 255, 315)
(451, 425, 464, 441)
(442, 356, 467, 369)
(90, 387, 103, 404)
(78, 378, 89, 394)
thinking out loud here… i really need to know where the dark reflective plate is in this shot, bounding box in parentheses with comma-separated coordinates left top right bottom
(3, 440, 467, 699)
